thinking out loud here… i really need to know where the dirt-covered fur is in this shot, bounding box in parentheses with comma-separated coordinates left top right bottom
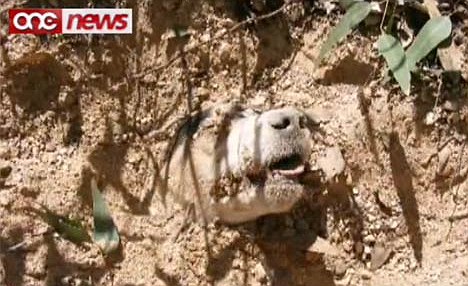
(164, 103, 316, 223)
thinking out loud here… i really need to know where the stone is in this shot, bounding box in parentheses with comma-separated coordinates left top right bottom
(318, 146, 346, 180)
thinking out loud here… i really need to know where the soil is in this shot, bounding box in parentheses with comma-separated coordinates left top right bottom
(1, 0, 468, 286)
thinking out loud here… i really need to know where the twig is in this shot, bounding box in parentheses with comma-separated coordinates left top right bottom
(447, 211, 468, 222)
(380, 0, 390, 34)
(175, 29, 194, 115)
(7, 241, 27, 252)
(445, 141, 466, 238)
(133, 4, 289, 79)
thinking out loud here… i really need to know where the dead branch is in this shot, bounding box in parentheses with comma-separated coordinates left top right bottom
(447, 211, 468, 222)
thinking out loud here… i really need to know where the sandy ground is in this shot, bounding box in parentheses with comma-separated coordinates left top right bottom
(0, 0, 468, 285)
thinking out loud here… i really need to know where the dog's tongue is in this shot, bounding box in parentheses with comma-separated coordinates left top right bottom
(273, 164, 305, 178)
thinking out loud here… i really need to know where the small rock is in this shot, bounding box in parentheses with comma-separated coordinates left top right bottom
(318, 147, 346, 180)
(364, 245, 372, 256)
(0, 194, 11, 207)
(305, 107, 331, 124)
(219, 42, 231, 64)
(343, 241, 353, 253)
(253, 263, 267, 282)
(250, 96, 266, 108)
(334, 260, 348, 278)
(424, 112, 437, 125)
(397, 262, 407, 273)
(437, 146, 451, 175)
(0, 145, 10, 159)
(370, 243, 392, 270)
(0, 165, 12, 179)
(196, 87, 210, 101)
(307, 236, 340, 257)
(367, 214, 377, 222)
(363, 234, 376, 244)
(389, 220, 399, 230)
(442, 100, 458, 111)
(360, 269, 372, 280)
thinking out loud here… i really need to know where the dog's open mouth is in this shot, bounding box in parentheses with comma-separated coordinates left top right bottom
(268, 153, 306, 178)
(245, 153, 308, 184)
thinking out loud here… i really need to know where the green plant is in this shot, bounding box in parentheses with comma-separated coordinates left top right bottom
(34, 179, 120, 256)
(91, 178, 120, 255)
(317, 0, 454, 95)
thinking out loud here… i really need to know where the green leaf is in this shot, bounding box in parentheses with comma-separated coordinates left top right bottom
(406, 16, 452, 71)
(317, 2, 372, 63)
(39, 205, 90, 244)
(91, 178, 120, 255)
(339, 0, 363, 10)
(377, 34, 411, 95)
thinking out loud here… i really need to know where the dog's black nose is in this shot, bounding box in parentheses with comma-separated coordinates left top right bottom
(270, 115, 291, 130)
(264, 108, 304, 131)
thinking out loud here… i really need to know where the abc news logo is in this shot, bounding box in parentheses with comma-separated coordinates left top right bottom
(9, 9, 132, 34)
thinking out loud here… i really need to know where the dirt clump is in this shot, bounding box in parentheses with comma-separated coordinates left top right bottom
(0, 0, 468, 285)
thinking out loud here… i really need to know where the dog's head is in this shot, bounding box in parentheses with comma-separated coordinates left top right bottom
(165, 103, 318, 224)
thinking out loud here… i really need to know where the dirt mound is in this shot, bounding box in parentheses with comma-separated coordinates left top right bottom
(1, 0, 467, 285)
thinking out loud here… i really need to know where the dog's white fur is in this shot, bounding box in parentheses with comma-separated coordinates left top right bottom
(164, 104, 312, 224)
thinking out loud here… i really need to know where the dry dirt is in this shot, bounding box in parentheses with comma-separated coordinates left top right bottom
(0, 0, 468, 285)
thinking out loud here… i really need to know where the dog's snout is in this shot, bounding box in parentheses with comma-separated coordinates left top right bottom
(264, 108, 303, 131)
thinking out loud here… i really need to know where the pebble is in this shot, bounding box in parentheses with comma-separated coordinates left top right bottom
(360, 269, 372, 280)
(370, 244, 392, 270)
(437, 146, 451, 175)
(0, 194, 11, 207)
(364, 245, 372, 256)
(443, 100, 458, 111)
(45, 143, 56, 152)
(397, 261, 407, 273)
(318, 146, 346, 180)
(389, 220, 399, 230)
(343, 240, 354, 253)
(334, 260, 348, 278)
(219, 42, 231, 64)
(253, 263, 267, 282)
(363, 234, 376, 244)
(424, 112, 437, 126)
(352, 187, 359, 195)
(0, 165, 12, 179)
(0, 144, 10, 159)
